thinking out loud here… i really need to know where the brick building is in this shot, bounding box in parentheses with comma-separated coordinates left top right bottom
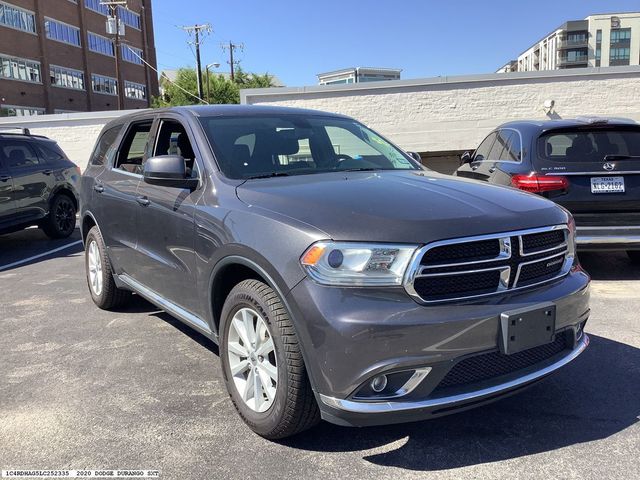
(0, 0, 159, 116)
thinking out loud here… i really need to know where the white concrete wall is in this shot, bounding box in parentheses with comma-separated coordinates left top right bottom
(0, 110, 142, 171)
(242, 66, 640, 153)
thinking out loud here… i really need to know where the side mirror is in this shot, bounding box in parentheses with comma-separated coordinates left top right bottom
(143, 155, 198, 189)
(460, 151, 473, 165)
(407, 151, 422, 163)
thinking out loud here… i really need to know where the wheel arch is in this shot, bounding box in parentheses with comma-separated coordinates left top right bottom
(208, 251, 318, 392)
(51, 184, 79, 211)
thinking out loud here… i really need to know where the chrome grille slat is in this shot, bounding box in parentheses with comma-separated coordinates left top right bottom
(404, 225, 573, 304)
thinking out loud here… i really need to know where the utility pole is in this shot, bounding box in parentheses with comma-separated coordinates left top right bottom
(180, 24, 211, 102)
(221, 41, 244, 81)
(101, 0, 127, 110)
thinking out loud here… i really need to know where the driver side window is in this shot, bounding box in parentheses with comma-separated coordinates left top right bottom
(153, 120, 199, 178)
(473, 132, 497, 162)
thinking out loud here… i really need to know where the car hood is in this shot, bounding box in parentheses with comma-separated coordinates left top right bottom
(236, 171, 569, 244)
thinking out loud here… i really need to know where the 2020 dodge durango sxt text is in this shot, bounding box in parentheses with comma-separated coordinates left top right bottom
(80, 106, 590, 439)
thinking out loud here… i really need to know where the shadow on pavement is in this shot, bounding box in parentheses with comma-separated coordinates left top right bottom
(579, 251, 640, 281)
(119, 294, 220, 356)
(0, 226, 83, 271)
(279, 334, 639, 471)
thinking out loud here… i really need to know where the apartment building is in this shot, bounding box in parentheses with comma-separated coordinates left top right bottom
(0, 0, 159, 116)
(317, 67, 402, 85)
(498, 12, 640, 73)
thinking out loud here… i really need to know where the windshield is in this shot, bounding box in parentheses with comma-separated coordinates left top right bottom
(197, 114, 419, 179)
(537, 128, 640, 162)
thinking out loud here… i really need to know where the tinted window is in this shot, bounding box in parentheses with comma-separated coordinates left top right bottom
(473, 132, 497, 162)
(197, 115, 418, 179)
(1, 140, 42, 168)
(537, 129, 640, 162)
(487, 130, 521, 161)
(35, 142, 66, 163)
(90, 125, 122, 166)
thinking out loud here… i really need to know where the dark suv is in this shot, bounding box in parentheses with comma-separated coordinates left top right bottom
(0, 128, 79, 238)
(456, 117, 640, 261)
(80, 106, 590, 439)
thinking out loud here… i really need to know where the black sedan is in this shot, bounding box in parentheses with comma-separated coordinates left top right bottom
(0, 128, 80, 238)
(456, 117, 640, 262)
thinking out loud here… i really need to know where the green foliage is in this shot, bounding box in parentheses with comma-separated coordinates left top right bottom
(153, 67, 276, 107)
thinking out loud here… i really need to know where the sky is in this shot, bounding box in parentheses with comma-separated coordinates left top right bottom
(151, 0, 640, 87)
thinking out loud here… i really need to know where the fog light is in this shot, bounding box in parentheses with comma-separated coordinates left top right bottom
(370, 375, 388, 393)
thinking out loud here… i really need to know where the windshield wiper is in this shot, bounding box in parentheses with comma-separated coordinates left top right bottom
(246, 172, 291, 179)
(603, 154, 640, 160)
(339, 167, 385, 172)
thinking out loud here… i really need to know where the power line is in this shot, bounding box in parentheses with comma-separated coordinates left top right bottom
(123, 45, 209, 105)
(100, 1, 128, 110)
(221, 41, 244, 81)
(179, 24, 212, 103)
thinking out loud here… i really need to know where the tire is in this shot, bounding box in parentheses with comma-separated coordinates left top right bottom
(42, 193, 76, 239)
(85, 226, 131, 310)
(219, 279, 320, 439)
(627, 250, 640, 264)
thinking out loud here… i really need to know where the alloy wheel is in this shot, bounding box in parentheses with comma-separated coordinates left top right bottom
(55, 198, 75, 233)
(87, 240, 103, 296)
(227, 307, 278, 413)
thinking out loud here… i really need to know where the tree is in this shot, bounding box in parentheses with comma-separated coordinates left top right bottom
(154, 67, 276, 107)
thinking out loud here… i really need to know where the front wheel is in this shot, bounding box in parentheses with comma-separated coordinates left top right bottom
(219, 279, 319, 439)
(42, 194, 76, 239)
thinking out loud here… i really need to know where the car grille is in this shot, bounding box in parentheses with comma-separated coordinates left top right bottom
(406, 226, 571, 303)
(432, 331, 571, 394)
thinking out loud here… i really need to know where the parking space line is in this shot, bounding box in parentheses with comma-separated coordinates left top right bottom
(0, 240, 83, 272)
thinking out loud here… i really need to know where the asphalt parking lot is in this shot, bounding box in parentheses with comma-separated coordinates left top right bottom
(1, 228, 639, 480)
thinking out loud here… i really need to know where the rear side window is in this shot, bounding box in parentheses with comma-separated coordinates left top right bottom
(90, 124, 122, 166)
(35, 142, 66, 163)
(1, 140, 43, 168)
(538, 129, 640, 162)
(487, 130, 522, 162)
(114, 122, 152, 174)
(473, 132, 497, 162)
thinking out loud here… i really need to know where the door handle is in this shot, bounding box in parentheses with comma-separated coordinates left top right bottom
(0, 175, 10, 182)
(136, 196, 150, 207)
(42, 169, 53, 176)
(93, 184, 104, 193)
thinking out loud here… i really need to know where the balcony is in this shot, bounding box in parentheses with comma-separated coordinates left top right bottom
(558, 55, 589, 67)
(557, 38, 588, 49)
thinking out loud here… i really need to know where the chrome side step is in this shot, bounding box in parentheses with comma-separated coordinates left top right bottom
(118, 274, 213, 336)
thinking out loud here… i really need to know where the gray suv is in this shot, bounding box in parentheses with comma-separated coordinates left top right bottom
(80, 106, 590, 439)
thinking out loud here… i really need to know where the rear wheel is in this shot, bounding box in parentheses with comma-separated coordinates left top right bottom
(627, 250, 640, 264)
(85, 226, 131, 310)
(219, 279, 319, 439)
(42, 193, 76, 239)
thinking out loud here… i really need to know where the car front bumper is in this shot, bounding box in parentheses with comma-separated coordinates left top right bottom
(285, 268, 590, 427)
(576, 225, 640, 250)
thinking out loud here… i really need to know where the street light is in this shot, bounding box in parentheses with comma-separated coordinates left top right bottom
(205, 62, 221, 103)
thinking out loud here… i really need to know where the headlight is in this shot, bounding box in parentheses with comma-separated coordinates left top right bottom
(300, 241, 419, 286)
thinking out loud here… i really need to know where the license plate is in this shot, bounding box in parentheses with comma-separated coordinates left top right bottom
(499, 303, 556, 355)
(591, 176, 625, 194)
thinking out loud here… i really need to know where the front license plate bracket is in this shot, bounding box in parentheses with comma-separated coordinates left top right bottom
(499, 303, 556, 355)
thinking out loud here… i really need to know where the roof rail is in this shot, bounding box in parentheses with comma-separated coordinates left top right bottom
(0, 127, 31, 135)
